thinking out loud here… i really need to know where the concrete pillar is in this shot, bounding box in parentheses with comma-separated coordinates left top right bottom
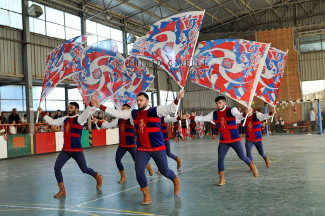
(22, 0, 34, 134)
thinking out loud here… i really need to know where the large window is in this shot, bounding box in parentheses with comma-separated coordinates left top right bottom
(33, 86, 66, 111)
(86, 20, 124, 53)
(0, 86, 25, 112)
(0, 0, 22, 29)
(299, 35, 325, 53)
(28, 1, 81, 40)
(302, 80, 325, 95)
(68, 88, 85, 111)
(160, 90, 177, 106)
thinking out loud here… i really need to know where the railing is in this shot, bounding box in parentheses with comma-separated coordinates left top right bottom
(34, 123, 63, 133)
(0, 123, 31, 134)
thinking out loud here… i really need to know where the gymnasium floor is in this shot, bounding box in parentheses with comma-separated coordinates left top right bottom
(0, 134, 325, 216)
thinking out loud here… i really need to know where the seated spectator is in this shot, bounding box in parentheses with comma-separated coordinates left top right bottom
(109, 117, 116, 123)
(0, 112, 6, 124)
(9, 120, 17, 135)
(104, 116, 109, 122)
(9, 108, 20, 124)
(21, 114, 28, 133)
(97, 112, 103, 120)
(54, 110, 62, 119)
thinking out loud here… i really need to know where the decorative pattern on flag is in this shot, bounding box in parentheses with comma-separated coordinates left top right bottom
(190, 39, 270, 107)
(130, 11, 204, 87)
(73, 40, 131, 105)
(255, 47, 287, 106)
(40, 35, 87, 102)
(196, 113, 205, 139)
(111, 57, 154, 109)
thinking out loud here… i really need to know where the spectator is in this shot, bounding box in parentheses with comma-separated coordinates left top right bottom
(104, 116, 109, 122)
(54, 110, 62, 119)
(21, 114, 28, 123)
(49, 112, 53, 118)
(9, 120, 17, 135)
(109, 117, 116, 123)
(0, 112, 6, 124)
(97, 112, 103, 120)
(21, 114, 28, 133)
(0, 121, 5, 135)
(276, 116, 285, 133)
(310, 108, 317, 132)
(8, 108, 20, 124)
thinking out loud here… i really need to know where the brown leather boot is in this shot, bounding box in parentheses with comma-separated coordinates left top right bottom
(176, 156, 182, 170)
(249, 161, 258, 177)
(118, 170, 127, 183)
(94, 172, 103, 189)
(140, 186, 151, 205)
(264, 156, 270, 168)
(173, 176, 181, 196)
(217, 171, 225, 186)
(53, 182, 66, 198)
(146, 163, 153, 176)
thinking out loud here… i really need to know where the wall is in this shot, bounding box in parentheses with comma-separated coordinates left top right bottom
(256, 27, 302, 122)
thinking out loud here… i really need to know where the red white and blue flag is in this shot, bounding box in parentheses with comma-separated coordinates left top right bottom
(130, 11, 204, 88)
(190, 39, 270, 107)
(255, 47, 288, 106)
(73, 40, 131, 105)
(40, 35, 87, 102)
(196, 112, 206, 139)
(111, 56, 154, 109)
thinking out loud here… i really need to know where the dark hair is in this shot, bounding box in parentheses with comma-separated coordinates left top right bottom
(69, 102, 79, 110)
(57, 109, 61, 112)
(24, 114, 27, 117)
(137, 92, 149, 100)
(215, 96, 226, 103)
(122, 104, 131, 108)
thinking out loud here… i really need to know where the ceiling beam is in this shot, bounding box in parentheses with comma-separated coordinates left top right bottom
(114, 0, 161, 20)
(183, 0, 223, 23)
(212, 0, 238, 18)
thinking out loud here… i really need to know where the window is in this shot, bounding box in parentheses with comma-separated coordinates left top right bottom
(160, 90, 177, 106)
(299, 35, 325, 52)
(29, 1, 81, 40)
(302, 80, 325, 95)
(68, 88, 85, 111)
(0, 0, 22, 29)
(0, 85, 25, 111)
(86, 20, 124, 53)
(33, 86, 66, 111)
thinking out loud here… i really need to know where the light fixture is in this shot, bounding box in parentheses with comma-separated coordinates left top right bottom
(27, 4, 43, 18)
(127, 34, 137, 44)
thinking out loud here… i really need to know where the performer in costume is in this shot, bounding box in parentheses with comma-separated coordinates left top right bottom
(173, 117, 182, 143)
(187, 96, 258, 186)
(181, 116, 188, 141)
(38, 101, 103, 198)
(161, 115, 182, 169)
(95, 103, 154, 183)
(91, 91, 184, 205)
(244, 108, 275, 168)
(190, 111, 197, 140)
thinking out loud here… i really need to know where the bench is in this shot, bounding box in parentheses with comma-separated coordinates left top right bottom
(284, 121, 310, 133)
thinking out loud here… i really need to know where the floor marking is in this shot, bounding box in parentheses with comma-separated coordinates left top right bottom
(74, 159, 217, 208)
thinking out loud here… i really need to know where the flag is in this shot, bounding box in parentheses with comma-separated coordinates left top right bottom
(255, 48, 288, 106)
(110, 56, 155, 109)
(40, 35, 87, 102)
(196, 112, 206, 139)
(130, 11, 204, 88)
(73, 40, 131, 105)
(190, 39, 270, 107)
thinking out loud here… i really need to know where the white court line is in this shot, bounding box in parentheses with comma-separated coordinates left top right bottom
(0, 204, 151, 215)
(74, 159, 217, 208)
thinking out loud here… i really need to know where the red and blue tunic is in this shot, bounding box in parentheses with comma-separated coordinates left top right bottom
(118, 119, 136, 148)
(62, 116, 84, 152)
(131, 107, 165, 151)
(213, 107, 241, 144)
(190, 119, 196, 128)
(244, 113, 263, 142)
(161, 117, 169, 142)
